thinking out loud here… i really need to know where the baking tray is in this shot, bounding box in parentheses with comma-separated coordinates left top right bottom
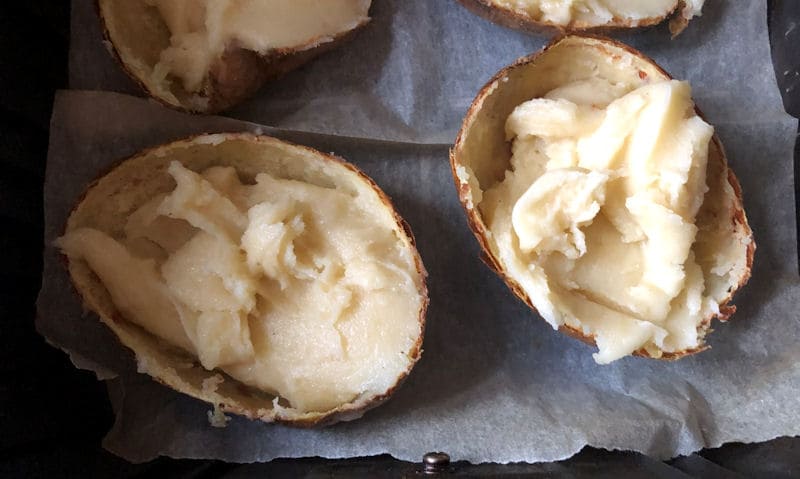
(1, 1, 798, 477)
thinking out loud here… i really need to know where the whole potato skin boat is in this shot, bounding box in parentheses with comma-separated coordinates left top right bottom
(96, 0, 372, 113)
(58, 132, 428, 426)
(450, 35, 754, 361)
(456, 0, 704, 36)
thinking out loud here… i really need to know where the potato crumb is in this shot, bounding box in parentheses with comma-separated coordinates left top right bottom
(201, 374, 225, 394)
(207, 404, 230, 428)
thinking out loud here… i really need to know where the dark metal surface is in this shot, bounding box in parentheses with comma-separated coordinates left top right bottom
(0, 1, 798, 477)
(768, 0, 800, 273)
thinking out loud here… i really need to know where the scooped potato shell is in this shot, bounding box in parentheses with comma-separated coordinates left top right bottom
(450, 35, 754, 360)
(61, 133, 428, 426)
(96, 0, 370, 113)
(456, 0, 701, 36)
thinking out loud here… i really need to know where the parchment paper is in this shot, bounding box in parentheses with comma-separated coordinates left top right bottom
(37, 0, 800, 464)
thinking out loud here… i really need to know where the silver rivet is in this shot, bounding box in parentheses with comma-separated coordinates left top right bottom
(423, 452, 450, 474)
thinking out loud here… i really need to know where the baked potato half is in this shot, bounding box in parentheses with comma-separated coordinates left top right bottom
(97, 0, 371, 113)
(56, 133, 428, 426)
(457, 0, 705, 36)
(450, 35, 753, 363)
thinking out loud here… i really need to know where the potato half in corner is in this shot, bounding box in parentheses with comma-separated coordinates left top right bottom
(457, 0, 705, 35)
(450, 36, 753, 364)
(56, 133, 427, 426)
(97, 0, 371, 113)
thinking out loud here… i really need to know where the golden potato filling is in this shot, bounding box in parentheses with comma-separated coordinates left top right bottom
(145, 0, 371, 91)
(57, 161, 423, 413)
(488, 0, 704, 26)
(482, 79, 720, 363)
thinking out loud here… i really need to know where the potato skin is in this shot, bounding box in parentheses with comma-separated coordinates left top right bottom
(204, 28, 365, 113)
(61, 133, 428, 426)
(95, 1, 369, 114)
(456, 0, 692, 35)
(450, 35, 754, 360)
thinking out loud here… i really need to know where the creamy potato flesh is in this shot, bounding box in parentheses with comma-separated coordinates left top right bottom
(482, 79, 719, 363)
(58, 161, 423, 413)
(145, 0, 371, 91)
(489, 0, 704, 26)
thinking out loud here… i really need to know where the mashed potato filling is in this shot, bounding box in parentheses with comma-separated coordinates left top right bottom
(145, 0, 371, 91)
(57, 161, 422, 413)
(482, 79, 718, 363)
(489, 0, 704, 26)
